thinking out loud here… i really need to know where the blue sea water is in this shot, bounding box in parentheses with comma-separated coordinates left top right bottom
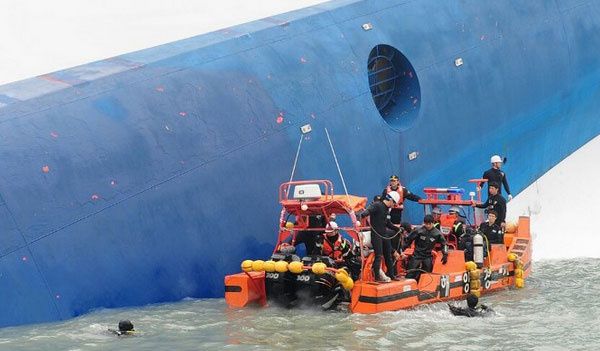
(0, 259, 597, 351)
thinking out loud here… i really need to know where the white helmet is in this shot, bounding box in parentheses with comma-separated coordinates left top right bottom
(490, 155, 502, 163)
(432, 206, 442, 215)
(449, 205, 461, 214)
(385, 191, 400, 204)
(325, 221, 339, 233)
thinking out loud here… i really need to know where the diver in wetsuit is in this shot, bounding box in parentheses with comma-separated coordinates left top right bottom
(472, 182, 507, 229)
(448, 293, 495, 317)
(479, 210, 503, 245)
(402, 215, 448, 281)
(108, 320, 136, 336)
(360, 192, 402, 282)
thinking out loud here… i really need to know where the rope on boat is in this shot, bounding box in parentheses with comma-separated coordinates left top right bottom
(288, 134, 303, 184)
(324, 128, 353, 216)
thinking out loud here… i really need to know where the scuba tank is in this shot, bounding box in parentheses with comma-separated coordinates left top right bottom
(473, 230, 484, 268)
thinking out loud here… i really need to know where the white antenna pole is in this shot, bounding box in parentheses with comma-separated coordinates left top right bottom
(325, 128, 353, 214)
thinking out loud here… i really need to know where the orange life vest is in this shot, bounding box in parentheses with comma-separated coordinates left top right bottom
(322, 235, 351, 263)
(439, 214, 457, 235)
(385, 184, 405, 210)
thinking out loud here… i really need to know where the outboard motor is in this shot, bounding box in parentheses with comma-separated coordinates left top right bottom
(473, 230, 484, 268)
(265, 253, 300, 307)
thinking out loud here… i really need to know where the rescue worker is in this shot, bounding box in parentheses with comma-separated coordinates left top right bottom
(321, 222, 353, 265)
(472, 182, 506, 228)
(108, 320, 136, 336)
(435, 205, 463, 246)
(360, 192, 402, 282)
(381, 175, 422, 224)
(478, 155, 512, 201)
(432, 206, 443, 230)
(448, 205, 466, 238)
(479, 210, 503, 245)
(401, 215, 448, 282)
(448, 293, 494, 317)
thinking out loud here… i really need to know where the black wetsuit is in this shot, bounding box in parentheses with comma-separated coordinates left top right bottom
(449, 304, 494, 317)
(107, 329, 136, 336)
(403, 226, 447, 281)
(381, 187, 422, 224)
(361, 201, 399, 279)
(480, 167, 511, 196)
(479, 222, 503, 245)
(475, 194, 507, 225)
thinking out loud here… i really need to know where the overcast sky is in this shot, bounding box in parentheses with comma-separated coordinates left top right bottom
(0, 0, 329, 85)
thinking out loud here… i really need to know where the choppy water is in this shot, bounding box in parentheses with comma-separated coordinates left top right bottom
(0, 259, 598, 351)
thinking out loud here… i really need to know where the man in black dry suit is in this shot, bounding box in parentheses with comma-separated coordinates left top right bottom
(402, 215, 448, 281)
(360, 192, 401, 282)
(472, 181, 507, 229)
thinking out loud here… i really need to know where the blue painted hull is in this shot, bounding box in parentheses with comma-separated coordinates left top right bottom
(0, 0, 598, 327)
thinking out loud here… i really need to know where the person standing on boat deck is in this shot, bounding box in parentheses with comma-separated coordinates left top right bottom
(401, 215, 448, 281)
(360, 192, 402, 282)
(382, 175, 422, 224)
(478, 210, 503, 245)
(478, 155, 512, 201)
(471, 182, 507, 228)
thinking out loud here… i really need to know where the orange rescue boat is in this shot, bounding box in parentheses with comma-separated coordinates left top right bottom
(225, 179, 532, 313)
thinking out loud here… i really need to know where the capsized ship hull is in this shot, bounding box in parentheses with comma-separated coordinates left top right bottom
(0, 0, 598, 327)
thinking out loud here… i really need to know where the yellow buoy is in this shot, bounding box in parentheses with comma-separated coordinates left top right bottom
(252, 260, 265, 272)
(465, 261, 477, 271)
(241, 260, 253, 272)
(285, 221, 294, 229)
(335, 271, 349, 283)
(515, 278, 524, 288)
(275, 260, 289, 273)
(288, 261, 303, 274)
(342, 278, 354, 290)
(312, 262, 327, 275)
(471, 288, 481, 297)
(507, 253, 518, 262)
(263, 260, 276, 272)
(515, 268, 523, 278)
(470, 280, 480, 290)
(470, 270, 481, 280)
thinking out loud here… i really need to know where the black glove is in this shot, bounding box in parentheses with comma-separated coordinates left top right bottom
(441, 253, 448, 264)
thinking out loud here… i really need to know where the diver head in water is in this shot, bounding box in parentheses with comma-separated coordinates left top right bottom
(108, 320, 136, 336)
(467, 293, 478, 309)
